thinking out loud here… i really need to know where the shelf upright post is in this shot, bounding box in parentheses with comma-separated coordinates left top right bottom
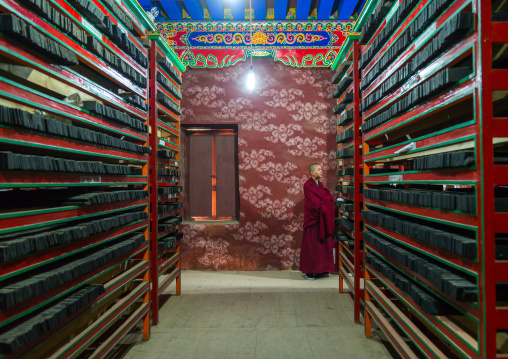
(479, 0, 508, 356)
(352, 38, 364, 325)
(148, 38, 160, 325)
(147, 33, 186, 325)
(331, 34, 364, 323)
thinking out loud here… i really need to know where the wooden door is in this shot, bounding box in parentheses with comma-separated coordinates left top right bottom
(216, 134, 237, 218)
(187, 129, 237, 220)
(188, 134, 212, 217)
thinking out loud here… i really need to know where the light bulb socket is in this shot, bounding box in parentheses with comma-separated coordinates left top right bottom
(250, 65, 253, 71)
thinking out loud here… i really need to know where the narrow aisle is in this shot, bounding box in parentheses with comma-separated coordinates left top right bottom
(122, 270, 393, 359)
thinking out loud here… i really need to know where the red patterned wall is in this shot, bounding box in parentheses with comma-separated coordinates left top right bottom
(180, 59, 337, 271)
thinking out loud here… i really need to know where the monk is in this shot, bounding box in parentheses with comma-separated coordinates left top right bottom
(299, 163, 335, 280)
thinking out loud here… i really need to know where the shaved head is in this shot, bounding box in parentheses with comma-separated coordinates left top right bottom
(309, 163, 320, 174)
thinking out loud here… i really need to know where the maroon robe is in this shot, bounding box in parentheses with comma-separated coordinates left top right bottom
(299, 177, 335, 274)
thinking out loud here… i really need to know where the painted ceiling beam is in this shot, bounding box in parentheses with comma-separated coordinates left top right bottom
(205, 0, 224, 20)
(183, 0, 204, 20)
(335, 0, 356, 20)
(253, 0, 267, 20)
(230, 0, 245, 20)
(158, 0, 183, 20)
(274, 0, 289, 19)
(317, 0, 335, 19)
(295, 0, 312, 20)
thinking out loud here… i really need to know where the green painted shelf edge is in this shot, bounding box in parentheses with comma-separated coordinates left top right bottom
(124, 0, 157, 32)
(148, 33, 187, 73)
(331, 34, 361, 71)
(353, 0, 378, 33)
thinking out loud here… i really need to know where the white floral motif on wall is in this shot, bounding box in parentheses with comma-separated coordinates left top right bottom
(239, 149, 275, 170)
(197, 237, 234, 270)
(185, 85, 226, 107)
(255, 198, 296, 220)
(213, 97, 253, 119)
(239, 185, 272, 205)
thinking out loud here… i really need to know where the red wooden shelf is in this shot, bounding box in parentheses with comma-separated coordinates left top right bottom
(0, 199, 148, 234)
(338, 192, 361, 201)
(0, 35, 147, 120)
(52, 280, 149, 359)
(364, 221, 478, 274)
(158, 160, 180, 169)
(157, 140, 180, 153)
(158, 252, 180, 276)
(365, 243, 480, 317)
(157, 65, 181, 89)
(335, 82, 354, 103)
(157, 83, 181, 106)
(362, 0, 470, 95)
(337, 161, 355, 168)
(0, 37, 147, 121)
(0, 241, 148, 328)
(363, 79, 475, 140)
(1, 220, 148, 279)
(338, 175, 353, 181)
(49, 0, 147, 73)
(0, 126, 148, 163)
(338, 266, 359, 293)
(158, 195, 181, 202)
(364, 300, 418, 359)
(158, 177, 180, 183)
(364, 168, 479, 183)
(158, 225, 180, 239)
(0, 0, 147, 98)
(157, 120, 180, 137)
(91, 303, 149, 358)
(366, 263, 479, 358)
(0, 77, 148, 141)
(364, 36, 475, 119)
(364, 124, 476, 163)
(339, 210, 355, 220)
(339, 251, 355, 273)
(158, 238, 182, 258)
(339, 241, 355, 258)
(364, 198, 477, 227)
(0, 173, 148, 187)
(340, 226, 355, 239)
(157, 267, 180, 295)
(1, 261, 149, 359)
(157, 103, 181, 122)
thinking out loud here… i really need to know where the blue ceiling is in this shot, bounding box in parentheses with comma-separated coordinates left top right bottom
(139, 0, 366, 22)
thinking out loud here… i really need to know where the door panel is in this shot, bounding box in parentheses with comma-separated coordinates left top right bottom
(189, 135, 212, 217)
(216, 135, 237, 218)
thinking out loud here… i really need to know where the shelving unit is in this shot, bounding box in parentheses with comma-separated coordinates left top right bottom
(0, 0, 155, 357)
(147, 33, 185, 325)
(354, 0, 507, 356)
(331, 34, 364, 324)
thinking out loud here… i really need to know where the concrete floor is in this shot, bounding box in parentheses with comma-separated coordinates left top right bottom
(122, 270, 393, 359)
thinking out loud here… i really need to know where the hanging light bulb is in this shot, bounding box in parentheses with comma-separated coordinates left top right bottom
(247, 64, 255, 90)
(246, 0, 255, 91)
